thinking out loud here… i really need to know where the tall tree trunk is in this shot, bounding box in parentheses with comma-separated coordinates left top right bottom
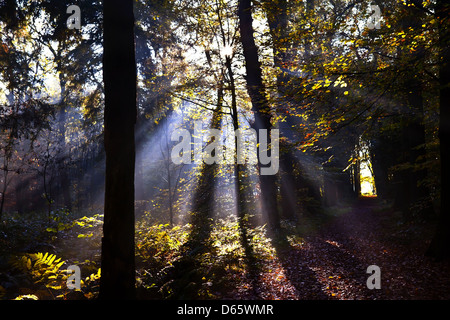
(57, 90, 72, 212)
(264, 0, 323, 218)
(263, 0, 288, 89)
(135, 113, 147, 201)
(427, 0, 450, 259)
(238, 0, 280, 231)
(225, 55, 246, 219)
(393, 4, 432, 219)
(15, 178, 24, 214)
(370, 135, 392, 201)
(0, 165, 8, 219)
(353, 158, 361, 197)
(99, 0, 137, 299)
(188, 103, 222, 246)
(263, 0, 296, 220)
(279, 143, 297, 220)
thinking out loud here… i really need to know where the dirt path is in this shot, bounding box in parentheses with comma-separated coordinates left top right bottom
(234, 200, 450, 300)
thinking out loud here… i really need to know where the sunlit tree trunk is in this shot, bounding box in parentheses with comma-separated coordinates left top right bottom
(189, 101, 222, 244)
(225, 55, 246, 218)
(353, 147, 361, 197)
(100, 0, 137, 299)
(57, 75, 72, 212)
(238, 0, 280, 231)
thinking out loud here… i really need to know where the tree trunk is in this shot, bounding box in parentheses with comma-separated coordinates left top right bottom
(370, 136, 391, 201)
(15, 178, 24, 214)
(238, 0, 280, 231)
(0, 166, 8, 219)
(392, 5, 432, 219)
(262, 0, 288, 89)
(189, 102, 222, 244)
(58, 101, 72, 212)
(263, 0, 296, 221)
(426, 0, 450, 260)
(135, 115, 146, 201)
(279, 144, 297, 220)
(225, 55, 247, 220)
(353, 152, 361, 197)
(99, 0, 137, 299)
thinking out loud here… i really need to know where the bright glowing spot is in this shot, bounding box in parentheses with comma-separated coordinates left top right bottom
(325, 240, 341, 247)
(359, 154, 376, 196)
(221, 45, 233, 58)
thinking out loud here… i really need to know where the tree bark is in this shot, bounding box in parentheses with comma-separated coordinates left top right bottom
(99, 0, 137, 299)
(238, 0, 280, 231)
(392, 4, 432, 219)
(57, 82, 72, 212)
(352, 157, 361, 197)
(427, 0, 450, 260)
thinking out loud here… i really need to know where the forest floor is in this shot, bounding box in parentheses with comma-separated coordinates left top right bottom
(2, 198, 450, 300)
(227, 198, 450, 300)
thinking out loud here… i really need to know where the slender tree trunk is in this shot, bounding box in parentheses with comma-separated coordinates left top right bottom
(0, 165, 8, 219)
(99, 0, 137, 299)
(135, 115, 146, 201)
(353, 150, 361, 197)
(225, 55, 246, 218)
(370, 136, 391, 200)
(42, 152, 52, 217)
(226, 54, 245, 224)
(238, 0, 280, 231)
(58, 95, 72, 212)
(189, 103, 222, 244)
(168, 103, 223, 299)
(279, 142, 297, 220)
(427, 0, 450, 259)
(163, 124, 174, 227)
(15, 178, 24, 214)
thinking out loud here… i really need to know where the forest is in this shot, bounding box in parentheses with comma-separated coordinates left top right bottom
(0, 0, 450, 301)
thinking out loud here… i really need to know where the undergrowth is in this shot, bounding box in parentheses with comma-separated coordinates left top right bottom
(1, 209, 277, 300)
(135, 215, 276, 299)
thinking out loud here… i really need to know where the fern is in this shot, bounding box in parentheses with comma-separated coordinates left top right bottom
(10, 252, 101, 299)
(11, 252, 67, 289)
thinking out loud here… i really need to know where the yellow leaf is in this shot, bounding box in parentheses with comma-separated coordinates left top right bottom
(47, 254, 56, 266)
(14, 294, 38, 300)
